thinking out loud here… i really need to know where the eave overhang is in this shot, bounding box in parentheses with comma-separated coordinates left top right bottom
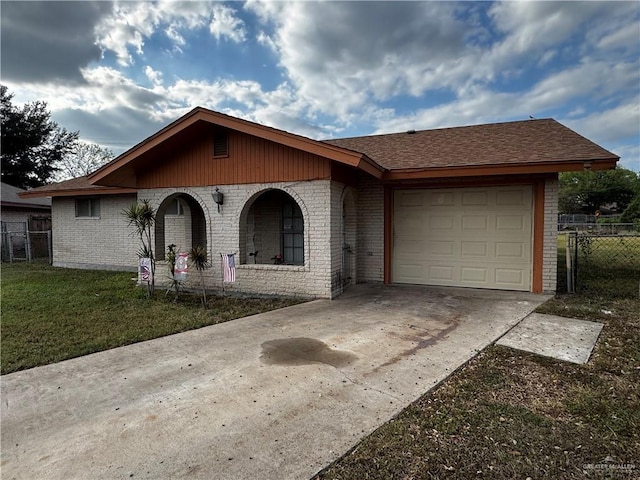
(89, 107, 384, 187)
(381, 158, 619, 182)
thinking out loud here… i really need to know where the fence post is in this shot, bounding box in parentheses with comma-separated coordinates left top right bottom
(47, 230, 53, 264)
(8, 235, 14, 263)
(566, 233, 573, 293)
(26, 230, 32, 262)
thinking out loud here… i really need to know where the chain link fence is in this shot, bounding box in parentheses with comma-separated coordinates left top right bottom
(1, 221, 52, 263)
(564, 232, 640, 298)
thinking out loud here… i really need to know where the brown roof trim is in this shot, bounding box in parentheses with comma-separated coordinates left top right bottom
(90, 107, 384, 185)
(19, 187, 138, 198)
(382, 158, 618, 181)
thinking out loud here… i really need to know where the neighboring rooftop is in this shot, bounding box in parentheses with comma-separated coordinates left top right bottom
(324, 118, 618, 170)
(1, 182, 51, 208)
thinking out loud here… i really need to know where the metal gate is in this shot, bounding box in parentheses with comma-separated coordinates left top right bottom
(1, 221, 52, 263)
(565, 232, 640, 298)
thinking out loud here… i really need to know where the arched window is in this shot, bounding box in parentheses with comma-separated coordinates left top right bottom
(282, 200, 304, 264)
(240, 190, 304, 265)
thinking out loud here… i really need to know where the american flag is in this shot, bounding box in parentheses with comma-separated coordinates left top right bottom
(222, 253, 236, 283)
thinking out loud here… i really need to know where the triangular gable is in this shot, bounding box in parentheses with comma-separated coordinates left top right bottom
(89, 107, 383, 187)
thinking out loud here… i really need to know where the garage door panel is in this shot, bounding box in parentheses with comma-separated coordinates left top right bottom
(496, 189, 526, 206)
(395, 215, 424, 234)
(428, 240, 455, 256)
(461, 241, 488, 257)
(495, 242, 525, 259)
(496, 215, 526, 231)
(462, 215, 488, 230)
(428, 265, 454, 281)
(397, 191, 424, 207)
(429, 216, 455, 230)
(394, 238, 426, 255)
(393, 186, 532, 291)
(430, 191, 455, 206)
(395, 263, 424, 281)
(461, 267, 488, 283)
(495, 268, 526, 287)
(461, 190, 489, 206)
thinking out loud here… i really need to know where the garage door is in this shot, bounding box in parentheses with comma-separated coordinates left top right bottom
(393, 186, 533, 291)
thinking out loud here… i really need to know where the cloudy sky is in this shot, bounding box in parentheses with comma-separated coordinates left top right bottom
(1, 1, 639, 170)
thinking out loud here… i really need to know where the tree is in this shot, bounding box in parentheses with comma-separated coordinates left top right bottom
(123, 200, 157, 298)
(1, 85, 78, 188)
(558, 168, 640, 214)
(620, 194, 640, 223)
(53, 142, 114, 181)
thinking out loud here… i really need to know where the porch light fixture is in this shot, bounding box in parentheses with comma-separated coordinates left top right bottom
(212, 187, 224, 213)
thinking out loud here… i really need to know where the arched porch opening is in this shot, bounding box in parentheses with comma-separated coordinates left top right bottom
(239, 189, 305, 265)
(155, 193, 207, 260)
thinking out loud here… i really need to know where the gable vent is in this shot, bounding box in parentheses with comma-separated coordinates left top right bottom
(213, 133, 228, 157)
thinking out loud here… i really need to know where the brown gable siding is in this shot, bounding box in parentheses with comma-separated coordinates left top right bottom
(136, 129, 332, 189)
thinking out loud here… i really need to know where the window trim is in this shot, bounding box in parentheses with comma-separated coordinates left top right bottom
(75, 197, 100, 218)
(281, 201, 304, 265)
(165, 198, 185, 216)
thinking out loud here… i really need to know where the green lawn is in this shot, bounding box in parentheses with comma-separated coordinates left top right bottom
(572, 235, 640, 298)
(558, 232, 640, 298)
(1, 263, 302, 374)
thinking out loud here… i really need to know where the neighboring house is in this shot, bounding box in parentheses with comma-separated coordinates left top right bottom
(1, 182, 52, 226)
(20, 108, 619, 298)
(1, 182, 52, 261)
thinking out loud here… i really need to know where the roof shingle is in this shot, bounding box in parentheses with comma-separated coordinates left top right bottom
(324, 119, 618, 170)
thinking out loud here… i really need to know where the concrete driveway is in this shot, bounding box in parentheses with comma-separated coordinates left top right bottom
(1, 284, 549, 480)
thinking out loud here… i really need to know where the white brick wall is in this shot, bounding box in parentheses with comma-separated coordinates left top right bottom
(141, 181, 335, 298)
(356, 174, 384, 283)
(52, 195, 138, 271)
(50, 176, 559, 296)
(543, 176, 559, 293)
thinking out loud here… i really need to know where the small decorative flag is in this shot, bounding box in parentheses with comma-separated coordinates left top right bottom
(222, 253, 236, 283)
(174, 252, 188, 281)
(139, 257, 152, 283)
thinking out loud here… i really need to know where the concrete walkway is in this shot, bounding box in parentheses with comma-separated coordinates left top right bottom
(497, 312, 603, 364)
(1, 284, 549, 480)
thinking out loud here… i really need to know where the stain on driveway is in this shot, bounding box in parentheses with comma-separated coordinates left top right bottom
(261, 338, 358, 367)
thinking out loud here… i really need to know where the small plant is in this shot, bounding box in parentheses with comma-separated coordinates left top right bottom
(189, 245, 210, 308)
(166, 244, 181, 301)
(123, 199, 156, 298)
(577, 234, 593, 258)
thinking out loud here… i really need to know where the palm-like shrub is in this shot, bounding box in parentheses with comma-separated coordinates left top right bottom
(123, 200, 156, 297)
(189, 245, 210, 308)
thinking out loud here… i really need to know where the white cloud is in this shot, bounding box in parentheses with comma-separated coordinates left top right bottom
(562, 100, 640, 146)
(95, 1, 211, 65)
(610, 144, 640, 172)
(245, 1, 471, 119)
(209, 4, 246, 42)
(144, 66, 163, 87)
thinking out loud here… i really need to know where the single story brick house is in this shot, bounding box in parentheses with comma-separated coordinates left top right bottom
(21, 108, 618, 298)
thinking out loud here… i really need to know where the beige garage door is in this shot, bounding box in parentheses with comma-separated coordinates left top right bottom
(393, 186, 533, 291)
